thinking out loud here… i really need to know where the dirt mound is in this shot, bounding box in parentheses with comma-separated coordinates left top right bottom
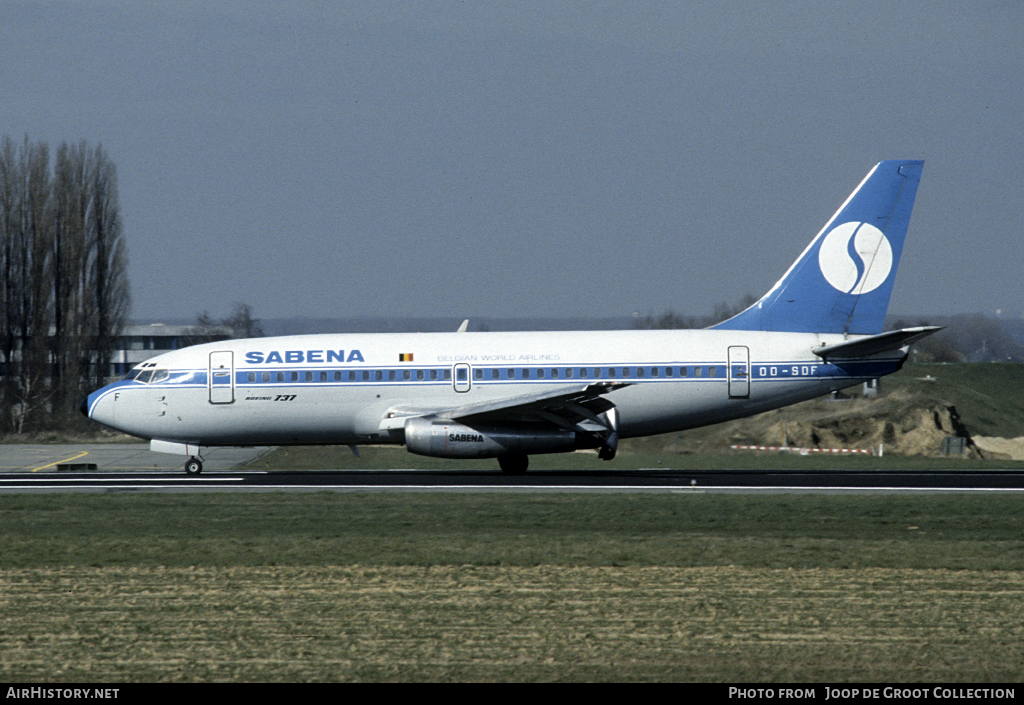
(972, 436, 1024, 460)
(672, 390, 983, 458)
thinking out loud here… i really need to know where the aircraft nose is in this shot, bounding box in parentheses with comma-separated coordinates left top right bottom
(81, 385, 126, 433)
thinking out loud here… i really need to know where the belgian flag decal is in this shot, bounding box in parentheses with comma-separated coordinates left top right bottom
(399, 353, 414, 362)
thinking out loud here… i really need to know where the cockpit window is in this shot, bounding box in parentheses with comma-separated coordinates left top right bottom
(125, 368, 168, 384)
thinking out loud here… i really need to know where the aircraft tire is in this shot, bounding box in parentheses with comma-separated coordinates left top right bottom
(498, 454, 529, 475)
(185, 458, 203, 475)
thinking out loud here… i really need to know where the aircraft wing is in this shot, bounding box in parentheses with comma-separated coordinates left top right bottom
(812, 326, 943, 360)
(378, 381, 630, 433)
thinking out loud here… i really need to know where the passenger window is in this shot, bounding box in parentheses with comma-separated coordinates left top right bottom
(277, 372, 285, 382)
(607, 368, 616, 378)
(305, 371, 314, 382)
(320, 371, 328, 382)
(651, 367, 659, 377)
(403, 370, 411, 381)
(362, 370, 370, 381)
(665, 367, 674, 377)
(507, 369, 516, 379)
(291, 371, 300, 382)
(246, 372, 256, 383)
(566, 368, 574, 378)
(374, 370, 383, 381)
(334, 371, 342, 381)
(695, 367, 703, 377)
(709, 366, 717, 378)
(680, 366, 688, 377)
(443, 369, 451, 381)
(430, 369, 438, 381)
(474, 368, 482, 380)
(637, 367, 645, 378)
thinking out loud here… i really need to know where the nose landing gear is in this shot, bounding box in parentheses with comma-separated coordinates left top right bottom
(184, 457, 203, 475)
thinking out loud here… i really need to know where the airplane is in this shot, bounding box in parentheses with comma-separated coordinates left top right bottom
(83, 159, 939, 475)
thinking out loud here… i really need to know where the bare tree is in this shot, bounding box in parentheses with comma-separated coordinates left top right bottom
(0, 136, 131, 432)
(14, 138, 54, 429)
(83, 144, 130, 391)
(50, 141, 91, 421)
(0, 138, 54, 430)
(224, 302, 264, 339)
(186, 303, 264, 346)
(634, 293, 758, 330)
(184, 310, 225, 346)
(0, 137, 19, 428)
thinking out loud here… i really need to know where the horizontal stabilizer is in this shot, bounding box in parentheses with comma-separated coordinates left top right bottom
(812, 326, 943, 360)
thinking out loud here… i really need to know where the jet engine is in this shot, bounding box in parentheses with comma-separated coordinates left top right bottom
(403, 416, 596, 459)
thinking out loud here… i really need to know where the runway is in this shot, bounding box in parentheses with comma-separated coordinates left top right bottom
(0, 443, 272, 473)
(4, 468, 1024, 494)
(2, 444, 1023, 493)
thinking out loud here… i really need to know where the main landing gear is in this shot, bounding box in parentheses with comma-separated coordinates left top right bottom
(498, 454, 529, 475)
(184, 457, 203, 475)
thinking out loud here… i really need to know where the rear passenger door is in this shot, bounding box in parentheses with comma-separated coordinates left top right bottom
(727, 346, 750, 399)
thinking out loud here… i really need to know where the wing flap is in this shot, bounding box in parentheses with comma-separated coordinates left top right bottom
(377, 381, 630, 432)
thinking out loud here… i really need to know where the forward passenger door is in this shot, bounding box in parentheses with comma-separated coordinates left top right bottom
(209, 351, 234, 404)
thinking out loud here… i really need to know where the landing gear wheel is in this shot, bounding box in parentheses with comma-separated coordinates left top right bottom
(185, 458, 203, 475)
(498, 454, 529, 475)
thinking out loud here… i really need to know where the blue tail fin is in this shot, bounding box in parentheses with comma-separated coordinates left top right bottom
(712, 160, 924, 335)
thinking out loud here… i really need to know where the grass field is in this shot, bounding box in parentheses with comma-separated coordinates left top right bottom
(3, 492, 1024, 681)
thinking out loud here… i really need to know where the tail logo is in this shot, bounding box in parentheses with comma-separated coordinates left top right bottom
(817, 222, 893, 295)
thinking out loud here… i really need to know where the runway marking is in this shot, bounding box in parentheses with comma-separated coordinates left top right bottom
(0, 476, 245, 483)
(149, 484, 1024, 493)
(30, 451, 90, 472)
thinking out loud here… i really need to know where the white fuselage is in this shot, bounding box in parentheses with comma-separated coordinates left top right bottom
(84, 328, 904, 448)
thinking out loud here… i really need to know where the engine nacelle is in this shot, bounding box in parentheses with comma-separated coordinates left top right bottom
(404, 416, 586, 459)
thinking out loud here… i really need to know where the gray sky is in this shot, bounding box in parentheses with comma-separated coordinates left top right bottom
(3, 0, 1022, 323)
